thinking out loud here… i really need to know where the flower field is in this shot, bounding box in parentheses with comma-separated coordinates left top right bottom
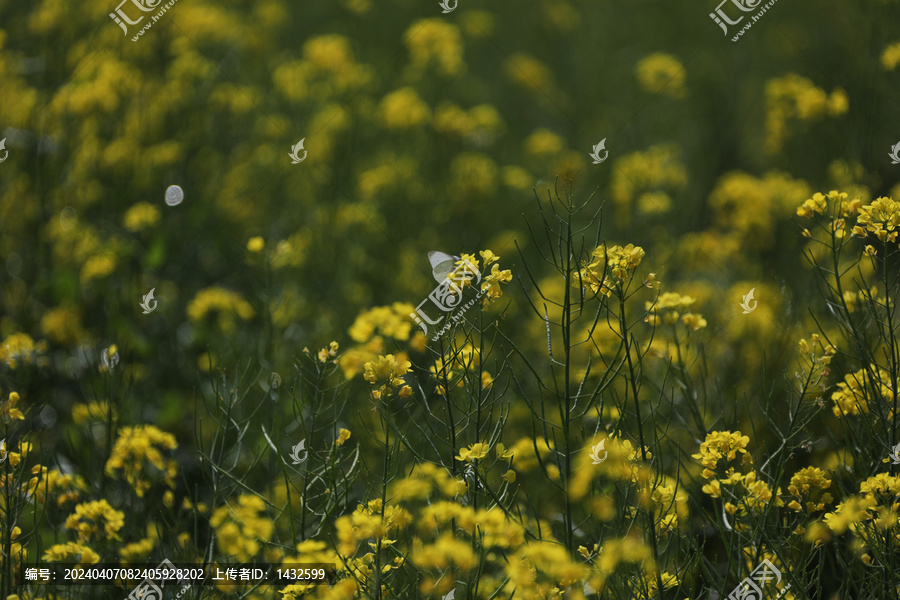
(2, 1, 900, 599)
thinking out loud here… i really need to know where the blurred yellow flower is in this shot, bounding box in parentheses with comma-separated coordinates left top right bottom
(504, 53, 553, 93)
(449, 152, 499, 199)
(81, 253, 117, 282)
(765, 74, 848, 153)
(43, 542, 100, 565)
(72, 401, 115, 425)
(187, 287, 255, 333)
(246, 236, 265, 253)
(525, 128, 565, 157)
(882, 41, 900, 70)
(210, 495, 275, 562)
(405, 19, 464, 77)
(122, 202, 161, 232)
(636, 53, 686, 98)
(40, 305, 88, 346)
(378, 87, 431, 130)
(611, 145, 687, 223)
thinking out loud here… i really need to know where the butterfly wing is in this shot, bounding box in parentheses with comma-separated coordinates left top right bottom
(429, 251, 459, 282)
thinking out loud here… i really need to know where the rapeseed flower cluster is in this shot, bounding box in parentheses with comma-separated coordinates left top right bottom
(364, 354, 412, 401)
(104, 425, 178, 498)
(122, 202, 161, 232)
(348, 303, 414, 343)
(186, 286, 256, 333)
(404, 19, 465, 77)
(831, 365, 895, 418)
(210, 495, 275, 561)
(765, 74, 848, 153)
(64, 499, 125, 542)
(787, 467, 833, 513)
(635, 53, 686, 98)
(854, 196, 900, 242)
(580, 244, 645, 297)
(0, 334, 47, 369)
(610, 145, 687, 223)
(0, 390, 24, 423)
(39, 305, 88, 346)
(273, 35, 372, 101)
(379, 87, 431, 130)
(644, 292, 707, 330)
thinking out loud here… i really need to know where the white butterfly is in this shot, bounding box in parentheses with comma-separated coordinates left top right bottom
(428, 251, 460, 283)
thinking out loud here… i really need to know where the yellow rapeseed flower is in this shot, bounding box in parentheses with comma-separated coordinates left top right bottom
(1, 333, 47, 369)
(882, 41, 900, 70)
(210, 495, 275, 562)
(1, 391, 25, 423)
(246, 236, 265, 252)
(122, 202, 161, 232)
(43, 542, 100, 565)
(336, 428, 351, 446)
(692, 431, 751, 478)
(404, 19, 464, 77)
(187, 287, 255, 333)
(105, 425, 178, 497)
(65, 499, 125, 542)
(378, 87, 431, 130)
(456, 442, 490, 462)
(787, 467, 833, 513)
(636, 53, 686, 98)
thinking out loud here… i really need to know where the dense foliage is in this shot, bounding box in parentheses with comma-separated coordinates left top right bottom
(2, 0, 900, 598)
